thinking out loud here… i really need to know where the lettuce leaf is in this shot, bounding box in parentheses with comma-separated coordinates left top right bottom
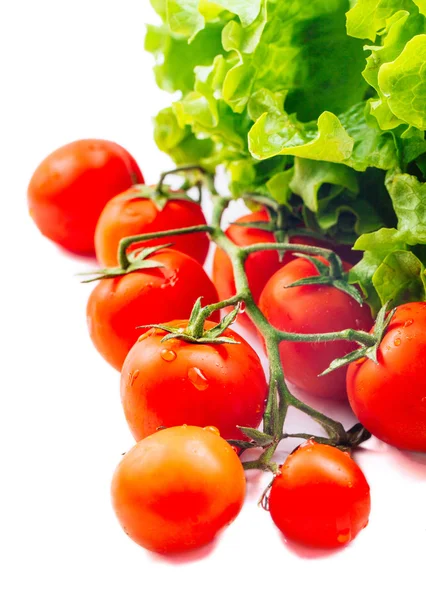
(147, 0, 426, 312)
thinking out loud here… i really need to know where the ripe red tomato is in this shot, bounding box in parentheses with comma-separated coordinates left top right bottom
(121, 320, 267, 441)
(111, 425, 246, 553)
(86, 249, 218, 371)
(259, 256, 373, 400)
(28, 139, 143, 254)
(268, 441, 371, 548)
(347, 302, 426, 452)
(94, 189, 209, 266)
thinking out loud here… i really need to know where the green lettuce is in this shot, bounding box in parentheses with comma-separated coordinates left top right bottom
(146, 0, 426, 312)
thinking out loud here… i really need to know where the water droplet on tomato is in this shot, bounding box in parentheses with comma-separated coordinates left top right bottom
(394, 338, 401, 346)
(130, 370, 140, 386)
(160, 348, 177, 362)
(337, 528, 351, 544)
(240, 301, 246, 314)
(203, 425, 220, 436)
(188, 367, 209, 391)
(404, 319, 414, 327)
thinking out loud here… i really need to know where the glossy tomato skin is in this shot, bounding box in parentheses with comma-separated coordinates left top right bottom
(95, 190, 209, 266)
(269, 441, 371, 548)
(87, 249, 218, 371)
(259, 257, 373, 400)
(121, 320, 267, 441)
(347, 302, 426, 452)
(28, 139, 143, 254)
(111, 425, 246, 554)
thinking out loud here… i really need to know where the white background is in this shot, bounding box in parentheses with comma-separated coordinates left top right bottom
(1, 2, 426, 598)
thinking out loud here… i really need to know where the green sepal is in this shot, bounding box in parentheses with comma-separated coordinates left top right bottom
(237, 427, 274, 447)
(116, 183, 195, 211)
(346, 423, 372, 448)
(230, 220, 275, 232)
(79, 244, 171, 283)
(320, 347, 368, 377)
(292, 253, 329, 276)
(188, 296, 203, 322)
(284, 253, 364, 305)
(226, 439, 258, 450)
(139, 302, 242, 346)
(320, 303, 395, 375)
(206, 303, 241, 338)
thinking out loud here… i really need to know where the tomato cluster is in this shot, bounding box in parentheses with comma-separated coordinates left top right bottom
(28, 139, 426, 557)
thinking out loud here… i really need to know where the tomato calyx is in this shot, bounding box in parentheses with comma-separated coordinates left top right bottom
(141, 296, 243, 346)
(283, 253, 364, 304)
(322, 303, 396, 375)
(79, 244, 170, 283)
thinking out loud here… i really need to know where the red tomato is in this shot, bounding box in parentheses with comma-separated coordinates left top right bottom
(121, 320, 267, 441)
(28, 139, 143, 254)
(94, 189, 209, 266)
(87, 249, 218, 371)
(111, 425, 246, 553)
(269, 441, 371, 548)
(347, 302, 426, 452)
(259, 256, 373, 400)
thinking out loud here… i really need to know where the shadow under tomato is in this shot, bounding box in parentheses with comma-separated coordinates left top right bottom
(280, 533, 346, 560)
(149, 537, 219, 566)
(244, 466, 270, 502)
(386, 446, 426, 480)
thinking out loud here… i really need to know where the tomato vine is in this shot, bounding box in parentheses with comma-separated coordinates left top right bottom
(116, 166, 378, 473)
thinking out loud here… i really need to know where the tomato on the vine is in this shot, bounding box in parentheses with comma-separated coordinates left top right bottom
(28, 139, 143, 254)
(213, 210, 329, 304)
(268, 441, 371, 548)
(347, 302, 426, 452)
(259, 256, 373, 400)
(121, 320, 267, 441)
(95, 188, 209, 266)
(86, 249, 218, 371)
(111, 425, 246, 553)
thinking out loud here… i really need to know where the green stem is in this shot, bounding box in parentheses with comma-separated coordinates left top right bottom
(115, 188, 371, 471)
(189, 294, 243, 338)
(156, 165, 207, 196)
(210, 211, 350, 457)
(242, 242, 344, 278)
(277, 328, 376, 347)
(117, 225, 213, 269)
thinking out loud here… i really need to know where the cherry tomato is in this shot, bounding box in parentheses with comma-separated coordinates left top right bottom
(269, 441, 371, 548)
(259, 256, 373, 400)
(87, 249, 218, 371)
(121, 320, 267, 441)
(212, 211, 331, 328)
(28, 139, 143, 254)
(95, 189, 209, 266)
(347, 302, 426, 452)
(111, 425, 246, 553)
